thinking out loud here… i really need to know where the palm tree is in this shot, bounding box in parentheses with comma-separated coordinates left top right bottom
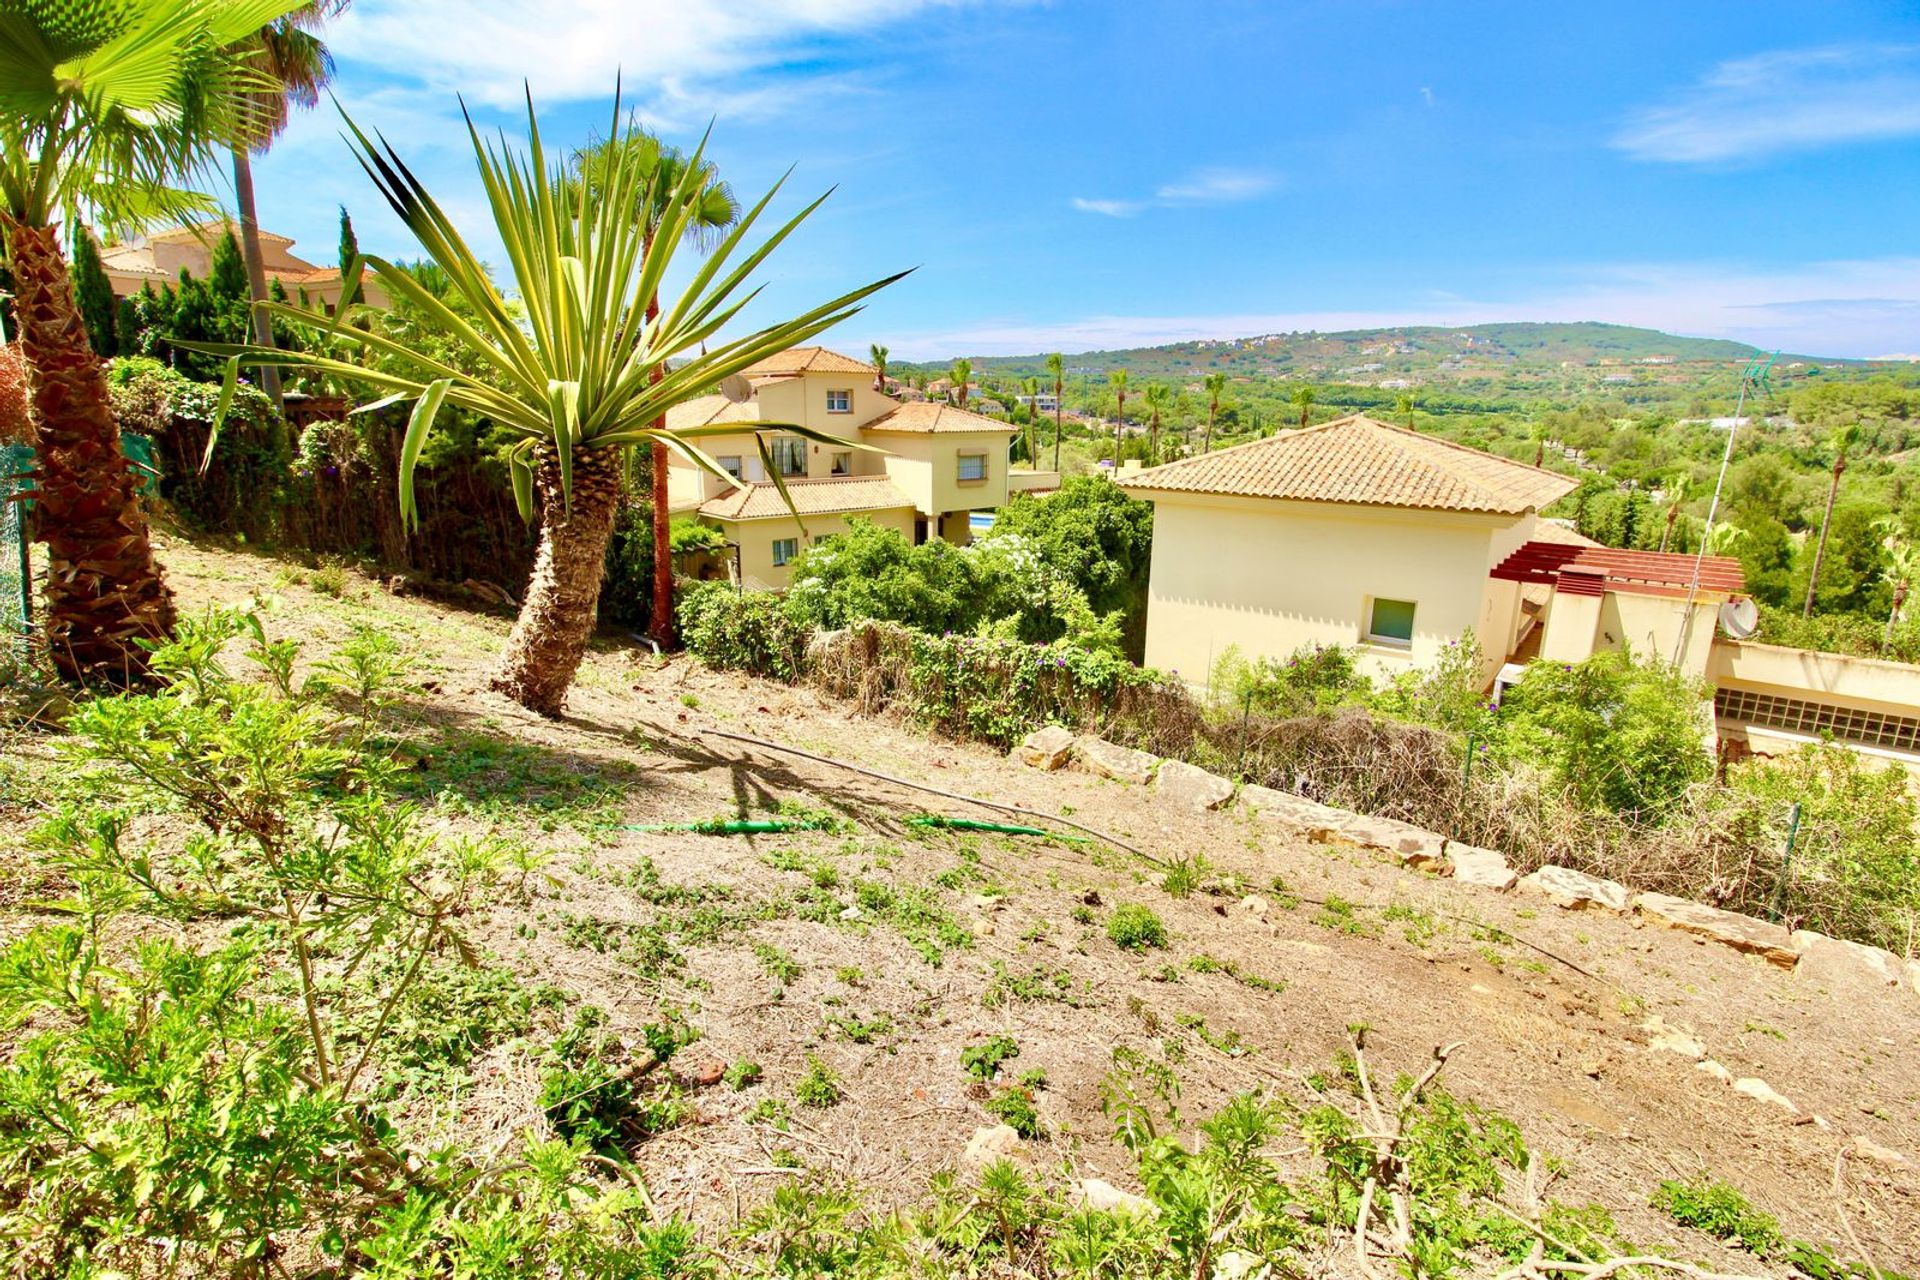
(1803, 422, 1860, 618)
(869, 342, 888, 393)
(1703, 523, 1749, 556)
(949, 357, 971, 408)
(1658, 471, 1691, 554)
(1292, 384, 1315, 429)
(1395, 392, 1415, 428)
(230, 2, 345, 411)
(1880, 523, 1918, 654)
(571, 130, 739, 648)
(1108, 369, 1129, 466)
(1202, 371, 1226, 452)
(1045, 352, 1065, 471)
(203, 96, 904, 714)
(0, 0, 305, 683)
(1142, 382, 1170, 465)
(1531, 421, 1550, 467)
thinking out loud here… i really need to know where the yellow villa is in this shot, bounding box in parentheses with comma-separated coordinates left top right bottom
(1120, 413, 1920, 770)
(99, 219, 387, 313)
(665, 347, 1030, 588)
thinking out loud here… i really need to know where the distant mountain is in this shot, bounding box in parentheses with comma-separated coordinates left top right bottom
(903, 322, 1829, 384)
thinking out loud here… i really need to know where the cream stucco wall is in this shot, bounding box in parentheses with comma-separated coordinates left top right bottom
(1137, 491, 1527, 685)
(715, 506, 919, 591)
(1710, 640, 1920, 718)
(874, 430, 1009, 517)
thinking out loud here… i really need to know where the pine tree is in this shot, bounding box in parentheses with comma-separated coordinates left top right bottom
(69, 226, 119, 357)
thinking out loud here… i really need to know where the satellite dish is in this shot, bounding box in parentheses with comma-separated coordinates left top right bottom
(719, 374, 753, 403)
(1719, 598, 1759, 640)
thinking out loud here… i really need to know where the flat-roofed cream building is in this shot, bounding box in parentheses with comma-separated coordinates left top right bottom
(664, 347, 1020, 588)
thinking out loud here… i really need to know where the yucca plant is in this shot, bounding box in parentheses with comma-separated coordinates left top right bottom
(0, 0, 307, 683)
(203, 93, 904, 713)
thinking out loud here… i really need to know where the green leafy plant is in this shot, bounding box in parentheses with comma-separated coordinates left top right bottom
(1653, 1176, 1783, 1255)
(1107, 903, 1168, 951)
(961, 1035, 1022, 1081)
(795, 1056, 842, 1108)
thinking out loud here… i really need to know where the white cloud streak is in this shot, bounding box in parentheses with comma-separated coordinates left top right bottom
(1073, 166, 1275, 216)
(881, 256, 1920, 359)
(1613, 43, 1920, 163)
(1070, 197, 1144, 217)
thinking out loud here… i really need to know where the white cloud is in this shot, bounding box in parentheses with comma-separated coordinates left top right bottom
(330, 0, 978, 115)
(881, 256, 1920, 359)
(1073, 167, 1276, 217)
(1419, 86, 1434, 108)
(1154, 168, 1275, 202)
(1613, 43, 1920, 163)
(1070, 197, 1144, 217)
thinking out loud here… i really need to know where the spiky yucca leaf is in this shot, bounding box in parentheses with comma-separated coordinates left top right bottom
(196, 89, 906, 530)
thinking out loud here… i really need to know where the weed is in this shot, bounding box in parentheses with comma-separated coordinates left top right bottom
(1653, 1176, 1783, 1255)
(680, 693, 700, 708)
(1175, 1013, 1253, 1057)
(747, 1097, 790, 1128)
(754, 941, 802, 986)
(1382, 902, 1440, 947)
(982, 962, 1082, 1008)
(835, 966, 866, 986)
(984, 1084, 1044, 1139)
(961, 1035, 1021, 1081)
(1107, 903, 1168, 951)
(1313, 896, 1379, 937)
(825, 1012, 893, 1045)
(795, 1056, 842, 1108)
(725, 1061, 764, 1091)
(1160, 853, 1211, 899)
(1185, 952, 1287, 994)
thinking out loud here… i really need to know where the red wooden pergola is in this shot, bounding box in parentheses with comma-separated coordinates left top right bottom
(1490, 542, 1745, 601)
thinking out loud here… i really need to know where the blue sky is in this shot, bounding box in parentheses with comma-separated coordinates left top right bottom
(246, 0, 1920, 360)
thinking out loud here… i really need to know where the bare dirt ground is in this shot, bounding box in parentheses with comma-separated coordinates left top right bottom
(6, 534, 1918, 1273)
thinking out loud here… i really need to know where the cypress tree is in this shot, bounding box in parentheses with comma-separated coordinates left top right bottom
(337, 206, 360, 307)
(70, 226, 119, 356)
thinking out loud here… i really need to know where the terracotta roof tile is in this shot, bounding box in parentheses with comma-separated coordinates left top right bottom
(861, 401, 1018, 435)
(1117, 414, 1576, 515)
(699, 476, 916, 521)
(743, 346, 875, 376)
(664, 394, 766, 432)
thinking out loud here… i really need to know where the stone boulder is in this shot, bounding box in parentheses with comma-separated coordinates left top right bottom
(1015, 725, 1076, 771)
(1330, 815, 1448, 869)
(1635, 893, 1797, 970)
(1238, 785, 1350, 839)
(1731, 1076, 1798, 1113)
(1070, 1177, 1158, 1216)
(1791, 930, 1903, 993)
(1074, 736, 1160, 786)
(1517, 866, 1631, 912)
(963, 1124, 1026, 1166)
(1447, 844, 1518, 891)
(1155, 759, 1235, 810)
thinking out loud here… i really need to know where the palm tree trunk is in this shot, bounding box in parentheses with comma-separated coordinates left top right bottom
(1204, 403, 1215, 453)
(1660, 506, 1678, 554)
(4, 217, 175, 684)
(230, 147, 284, 410)
(1803, 461, 1843, 618)
(491, 442, 624, 715)
(1052, 385, 1062, 472)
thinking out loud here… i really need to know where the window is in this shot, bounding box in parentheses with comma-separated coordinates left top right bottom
(830, 451, 852, 476)
(770, 437, 807, 477)
(957, 452, 988, 483)
(772, 537, 799, 567)
(1366, 597, 1416, 647)
(717, 455, 743, 480)
(826, 389, 852, 413)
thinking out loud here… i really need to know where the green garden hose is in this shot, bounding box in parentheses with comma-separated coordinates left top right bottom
(906, 815, 1088, 843)
(620, 818, 833, 835)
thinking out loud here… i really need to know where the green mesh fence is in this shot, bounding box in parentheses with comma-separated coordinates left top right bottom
(0, 442, 30, 643)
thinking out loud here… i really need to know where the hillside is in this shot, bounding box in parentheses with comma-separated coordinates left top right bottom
(6, 536, 1911, 1274)
(906, 322, 1836, 388)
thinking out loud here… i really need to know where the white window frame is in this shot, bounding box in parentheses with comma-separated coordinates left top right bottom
(956, 452, 988, 483)
(826, 388, 852, 414)
(1365, 596, 1417, 649)
(772, 537, 800, 567)
(717, 455, 743, 480)
(830, 450, 852, 476)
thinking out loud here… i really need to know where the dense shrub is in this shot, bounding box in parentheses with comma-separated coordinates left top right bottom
(107, 356, 291, 540)
(989, 474, 1154, 655)
(1755, 602, 1920, 665)
(678, 579, 811, 681)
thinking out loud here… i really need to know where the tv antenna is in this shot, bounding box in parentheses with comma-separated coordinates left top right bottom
(1672, 350, 1775, 665)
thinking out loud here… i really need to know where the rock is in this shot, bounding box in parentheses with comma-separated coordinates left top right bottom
(1518, 866, 1631, 913)
(1071, 1177, 1158, 1217)
(1696, 1058, 1733, 1084)
(1155, 759, 1236, 810)
(1074, 736, 1160, 786)
(964, 1124, 1026, 1166)
(1212, 1251, 1268, 1280)
(1851, 1137, 1910, 1167)
(1235, 894, 1271, 920)
(839, 906, 864, 922)
(1792, 930, 1903, 992)
(682, 1059, 726, 1088)
(1329, 815, 1448, 869)
(971, 893, 1006, 911)
(1448, 844, 1518, 891)
(1731, 1077, 1798, 1114)
(1238, 785, 1350, 839)
(1908, 958, 1920, 995)
(1636, 894, 1797, 970)
(1015, 725, 1076, 771)
(1640, 1017, 1706, 1061)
